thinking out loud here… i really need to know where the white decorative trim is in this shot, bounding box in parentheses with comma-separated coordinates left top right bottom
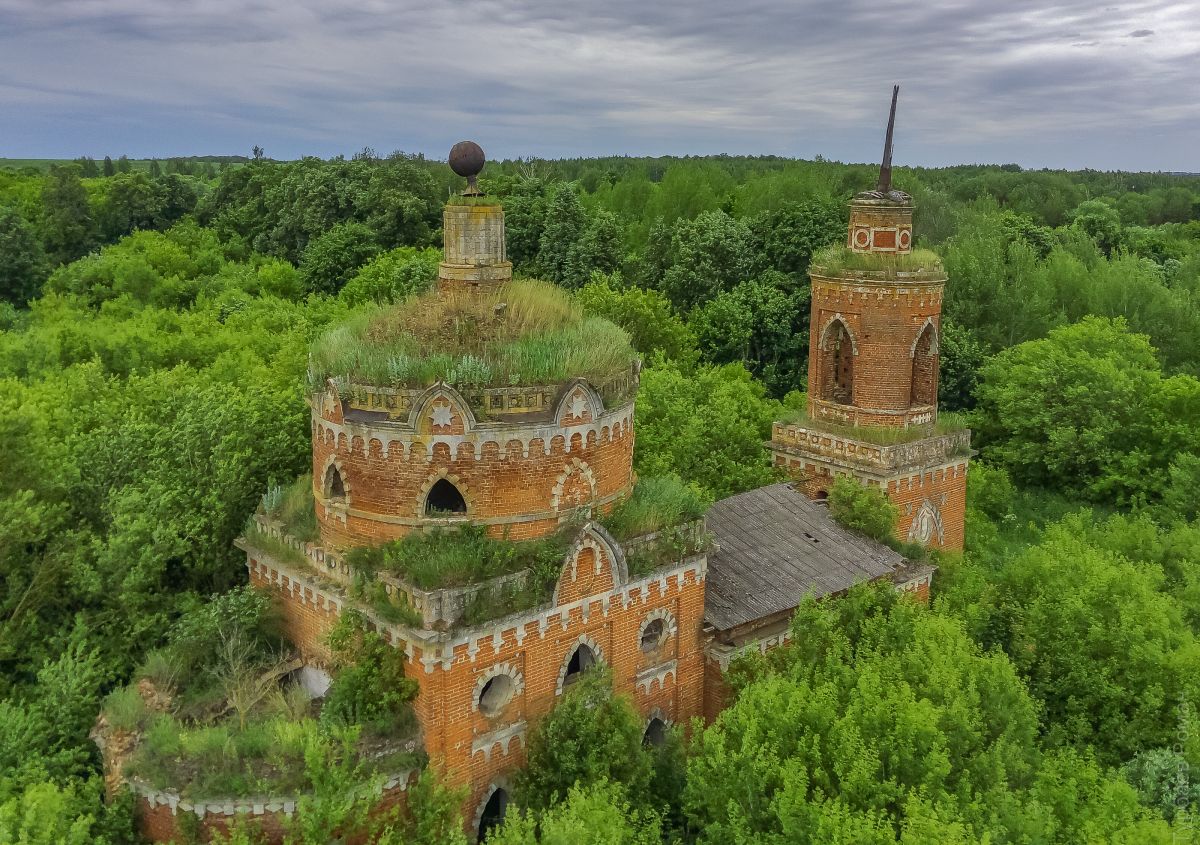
(552, 379, 605, 424)
(406, 382, 478, 432)
(909, 317, 939, 358)
(414, 470, 471, 519)
(470, 723, 526, 762)
(552, 523, 629, 606)
(818, 313, 859, 356)
(637, 607, 676, 651)
(472, 662, 524, 713)
(550, 458, 598, 513)
(555, 633, 605, 695)
(635, 658, 677, 694)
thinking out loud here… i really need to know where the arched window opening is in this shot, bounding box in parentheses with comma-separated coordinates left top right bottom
(640, 619, 666, 654)
(643, 718, 668, 747)
(910, 324, 937, 407)
(426, 479, 466, 516)
(477, 788, 508, 843)
(324, 465, 346, 503)
(814, 489, 830, 504)
(563, 644, 597, 688)
(820, 321, 854, 405)
(478, 674, 516, 717)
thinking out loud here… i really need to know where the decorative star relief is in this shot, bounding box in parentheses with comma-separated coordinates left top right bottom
(568, 393, 588, 420)
(430, 405, 454, 429)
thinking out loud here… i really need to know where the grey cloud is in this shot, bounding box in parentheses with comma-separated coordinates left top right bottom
(0, 0, 1197, 169)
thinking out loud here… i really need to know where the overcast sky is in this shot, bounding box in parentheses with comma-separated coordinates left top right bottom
(2, 0, 1197, 170)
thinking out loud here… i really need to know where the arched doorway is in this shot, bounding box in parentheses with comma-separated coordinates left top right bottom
(910, 323, 937, 406)
(562, 643, 597, 689)
(425, 478, 467, 516)
(820, 319, 854, 405)
(477, 787, 508, 843)
(643, 717, 668, 747)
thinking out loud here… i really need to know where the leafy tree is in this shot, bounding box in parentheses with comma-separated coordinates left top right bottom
(320, 612, 418, 732)
(687, 583, 1172, 843)
(102, 156, 115, 178)
(537, 183, 589, 287)
(748, 199, 844, 281)
(661, 211, 757, 311)
(148, 159, 161, 178)
(99, 172, 166, 239)
(826, 476, 898, 543)
(937, 321, 987, 411)
(689, 272, 808, 395)
(1070, 199, 1125, 257)
(1122, 748, 1200, 821)
(339, 246, 439, 305)
(989, 522, 1200, 763)
(514, 668, 653, 814)
(1163, 453, 1200, 521)
(569, 208, 623, 284)
(115, 155, 131, 174)
(973, 316, 1200, 504)
(298, 221, 381, 294)
(76, 157, 100, 179)
(489, 780, 662, 845)
(40, 165, 96, 265)
(635, 361, 780, 499)
(0, 206, 48, 305)
(576, 277, 696, 362)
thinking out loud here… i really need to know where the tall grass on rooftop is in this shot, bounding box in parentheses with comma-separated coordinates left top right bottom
(811, 244, 944, 275)
(602, 476, 710, 541)
(779, 402, 969, 446)
(307, 279, 637, 394)
(261, 474, 318, 542)
(345, 524, 571, 591)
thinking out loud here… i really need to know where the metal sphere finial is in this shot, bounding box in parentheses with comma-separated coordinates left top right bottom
(449, 140, 486, 195)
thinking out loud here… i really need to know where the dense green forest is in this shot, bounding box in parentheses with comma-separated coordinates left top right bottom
(2, 151, 1200, 843)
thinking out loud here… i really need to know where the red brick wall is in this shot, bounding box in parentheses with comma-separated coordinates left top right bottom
(808, 275, 943, 426)
(413, 543, 709, 827)
(247, 530, 708, 839)
(773, 453, 968, 553)
(886, 462, 968, 552)
(248, 558, 342, 665)
(312, 391, 636, 549)
(135, 775, 414, 844)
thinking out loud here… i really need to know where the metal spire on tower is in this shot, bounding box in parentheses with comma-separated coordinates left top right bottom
(876, 84, 899, 194)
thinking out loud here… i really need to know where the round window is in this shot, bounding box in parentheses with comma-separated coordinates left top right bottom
(640, 619, 667, 653)
(478, 674, 516, 716)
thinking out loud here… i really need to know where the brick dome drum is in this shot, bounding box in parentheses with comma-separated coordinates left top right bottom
(312, 378, 636, 548)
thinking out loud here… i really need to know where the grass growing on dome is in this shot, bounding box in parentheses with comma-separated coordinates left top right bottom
(811, 244, 943, 275)
(308, 279, 638, 395)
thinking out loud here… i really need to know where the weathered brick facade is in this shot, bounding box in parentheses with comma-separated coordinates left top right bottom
(115, 171, 952, 843)
(769, 187, 971, 551)
(312, 380, 636, 549)
(245, 523, 707, 839)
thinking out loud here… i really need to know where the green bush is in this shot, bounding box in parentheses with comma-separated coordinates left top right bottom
(602, 475, 709, 540)
(321, 614, 419, 734)
(103, 687, 149, 733)
(827, 476, 898, 544)
(357, 524, 570, 590)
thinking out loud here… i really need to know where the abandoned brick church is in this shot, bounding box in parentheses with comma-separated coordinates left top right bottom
(128, 105, 970, 842)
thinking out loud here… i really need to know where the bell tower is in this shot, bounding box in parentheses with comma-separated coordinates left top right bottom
(768, 87, 971, 550)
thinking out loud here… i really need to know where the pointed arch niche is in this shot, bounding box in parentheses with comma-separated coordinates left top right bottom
(819, 317, 856, 405)
(910, 320, 938, 407)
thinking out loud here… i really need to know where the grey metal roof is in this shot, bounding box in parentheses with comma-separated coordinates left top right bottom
(703, 482, 905, 632)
